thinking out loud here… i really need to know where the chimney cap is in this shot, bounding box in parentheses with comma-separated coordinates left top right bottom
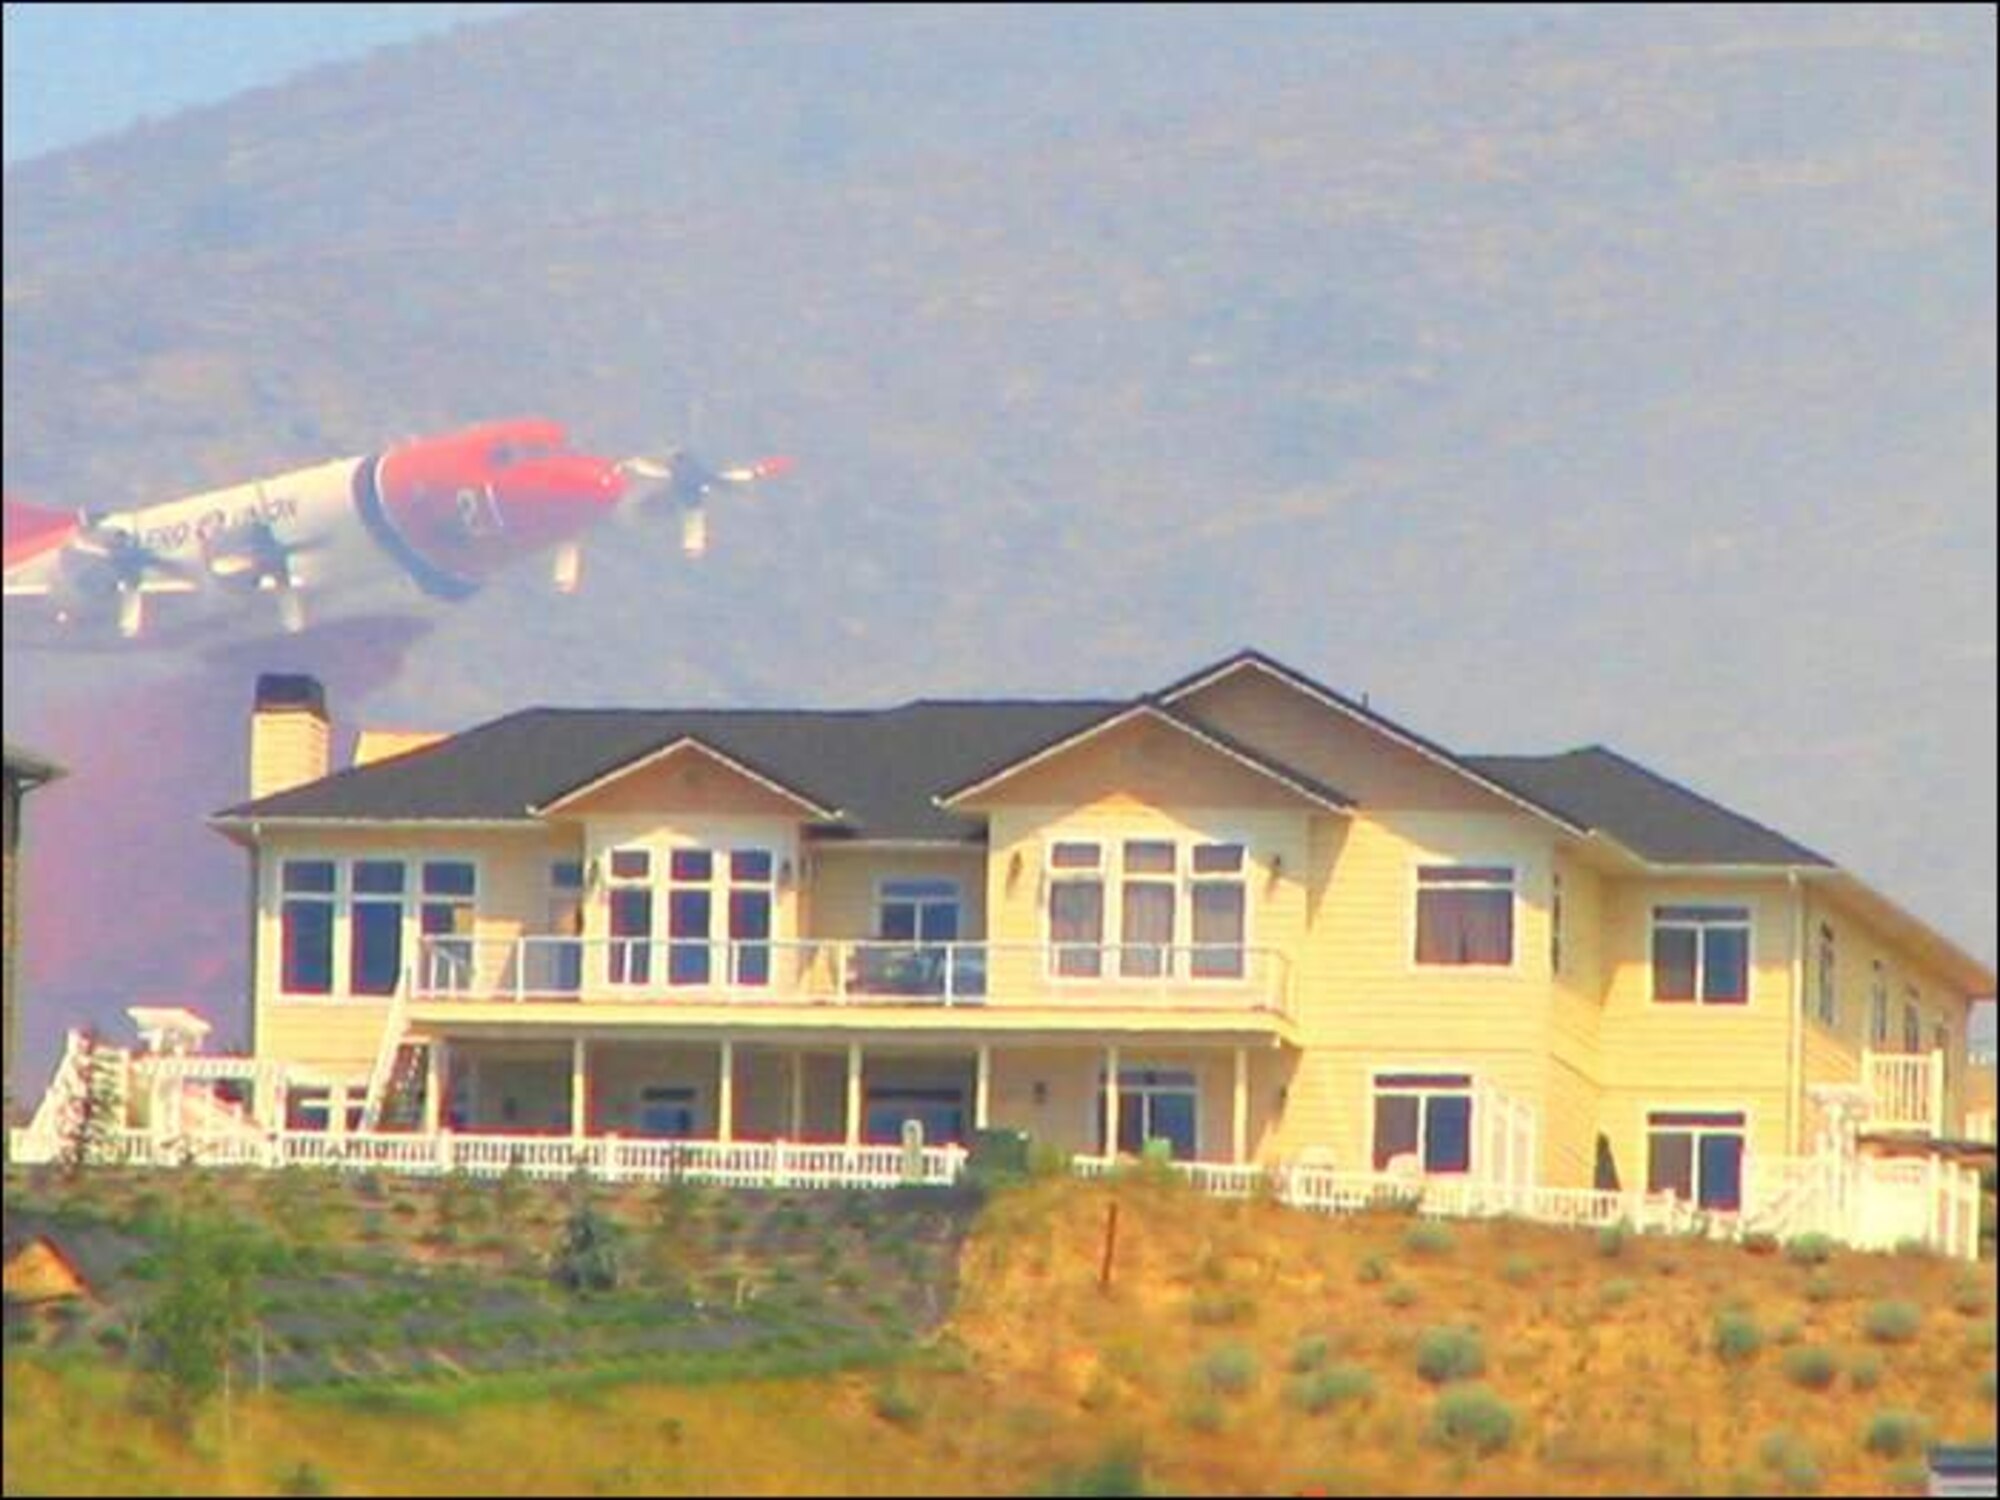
(254, 674, 327, 718)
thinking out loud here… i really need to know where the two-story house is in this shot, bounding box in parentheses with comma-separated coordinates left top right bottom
(209, 654, 1994, 1212)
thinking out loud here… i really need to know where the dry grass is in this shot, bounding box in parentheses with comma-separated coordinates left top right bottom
(4, 1174, 1995, 1496)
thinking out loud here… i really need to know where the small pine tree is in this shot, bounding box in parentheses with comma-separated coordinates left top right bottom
(552, 1197, 622, 1294)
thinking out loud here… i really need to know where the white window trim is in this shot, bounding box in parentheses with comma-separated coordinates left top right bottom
(1406, 856, 1523, 975)
(873, 876, 965, 941)
(270, 849, 484, 1003)
(597, 833, 783, 988)
(1366, 1065, 1480, 1176)
(1040, 832, 1255, 983)
(1648, 902, 1755, 1006)
(1813, 922, 1838, 1028)
(1642, 1103, 1753, 1209)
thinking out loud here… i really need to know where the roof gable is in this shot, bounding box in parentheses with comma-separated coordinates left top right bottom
(533, 736, 840, 819)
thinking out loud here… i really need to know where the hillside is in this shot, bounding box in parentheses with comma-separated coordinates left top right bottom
(2, 3, 1994, 1081)
(4, 1170, 1997, 1495)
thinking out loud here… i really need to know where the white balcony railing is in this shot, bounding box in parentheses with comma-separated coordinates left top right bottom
(407, 935, 1291, 1019)
(1861, 1048, 1945, 1136)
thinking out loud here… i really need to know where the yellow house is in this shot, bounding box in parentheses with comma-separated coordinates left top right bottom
(209, 655, 1994, 1213)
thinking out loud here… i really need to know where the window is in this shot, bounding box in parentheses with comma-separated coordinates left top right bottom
(1646, 1110, 1746, 1211)
(541, 860, 585, 993)
(1098, 1067, 1199, 1159)
(1049, 841, 1106, 978)
(728, 849, 774, 987)
(637, 1085, 698, 1139)
(1372, 1073, 1474, 1173)
(1120, 840, 1177, 978)
(865, 1087, 966, 1145)
(280, 860, 336, 995)
(607, 847, 652, 986)
(420, 861, 477, 988)
(1815, 923, 1836, 1026)
(350, 860, 407, 997)
(1651, 905, 1750, 1004)
(1414, 866, 1515, 966)
(667, 849, 715, 986)
(1190, 843, 1247, 979)
(1550, 871, 1565, 976)
(879, 879, 961, 944)
(1870, 962, 1889, 1047)
(1903, 989, 1922, 1053)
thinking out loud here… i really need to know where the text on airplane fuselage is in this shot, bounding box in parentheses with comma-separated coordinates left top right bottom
(138, 493, 301, 554)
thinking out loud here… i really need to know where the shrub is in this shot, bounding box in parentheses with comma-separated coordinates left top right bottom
(1783, 1233, 1836, 1266)
(1773, 1319, 1803, 1346)
(1712, 1311, 1763, 1365)
(1597, 1222, 1629, 1259)
(1742, 1231, 1780, 1257)
(1288, 1335, 1330, 1374)
(873, 1377, 923, 1427)
(1599, 1278, 1636, 1308)
(1036, 1441, 1148, 1498)
(1176, 1393, 1226, 1433)
(1429, 1384, 1516, 1456)
(1189, 1290, 1255, 1327)
(1863, 1301, 1921, 1345)
(1782, 1346, 1838, 1391)
(1403, 1222, 1454, 1256)
(550, 1200, 622, 1294)
(1287, 1365, 1375, 1415)
(1803, 1271, 1838, 1304)
(1863, 1410, 1924, 1458)
(1951, 1278, 1988, 1317)
(1199, 1344, 1258, 1397)
(1356, 1255, 1390, 1284)
(1848, 1352, 1883, 1391)
(278, 1462, 332, 1497)
(1385, 1283, 1419, 1309)
(1414, 1327, 1484, 1386)
(1500, 1253, 1534, 1286)
(1980, 1368, 1996, 1405)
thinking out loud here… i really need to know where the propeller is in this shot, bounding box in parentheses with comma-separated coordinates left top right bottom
(63, 522, 198, 639)
(203, 520, 326, 634)
(614, 449, 794, 558)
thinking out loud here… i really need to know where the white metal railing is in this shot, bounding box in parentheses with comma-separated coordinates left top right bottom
(3, 1124, 968, 1190)
(1861, 1049, 1945, 1135)
(407, 935, 1291, 1018)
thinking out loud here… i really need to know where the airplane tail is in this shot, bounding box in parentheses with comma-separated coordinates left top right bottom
(3, 494, 81, 570)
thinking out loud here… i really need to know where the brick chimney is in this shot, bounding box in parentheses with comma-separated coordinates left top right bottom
(249, 674, 330, 800)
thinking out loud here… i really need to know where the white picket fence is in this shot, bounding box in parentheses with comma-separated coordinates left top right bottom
(1743, 1150, 1984, 1260)
(4, 1125, 968, 1191)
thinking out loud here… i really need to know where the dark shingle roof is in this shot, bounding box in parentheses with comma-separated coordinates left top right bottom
(1465, 746, 1830, 867)
(216, 701, 1120, 842)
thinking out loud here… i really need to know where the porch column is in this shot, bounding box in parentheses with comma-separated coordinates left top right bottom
(974, 1044, 992, 1132)
(570, 1037, 588, 1141)
(329, 1084, 347, 1141)
(1103, 1044, 1120, 1157)
(718, 1040, 735, 1144)
(788, 1051, 805, 1138)
(422, 1040, 444, 1135)
(845, 1042, 864, 1147)
(1232, 1046, 1249, 1164)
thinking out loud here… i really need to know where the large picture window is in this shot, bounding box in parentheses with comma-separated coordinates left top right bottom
(1046, 836, 1250, 981)
(1099, 1067, 1199, 1159)
(1414, 866, 1515, 967)
(350, 860, 407, 996)
(1646, 1110, 1745, 1211)
(1049, 841, 1106, 978)
(1651, 905, 1750, 1004)
(1372, 1072, 1474, 1173)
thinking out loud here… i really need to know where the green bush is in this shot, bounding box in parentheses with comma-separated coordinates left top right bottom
(1783, 1233, 1836, 1266)
(873, 1378, 923, 1428)
(550, 1200, 622, 1294)
(1862, 1301, 1921, 1345)
(1596, 1222, 1629, 1259)
(1176, 1393, 1226, 1433)
(1429, 1384, 1516, 1456)
(1848, 1352, 1883, 1391)
(1712, 1311, 1763, 1365)
(1356, 1255, 1389, 1284)
(1781, 1346, 1838, 1391)
(1773, 1319, 1803, 1347)
(1599, 1278, 1636, 1308)
(1741, 1231, 1780, 1257)
(1980, 1368, 1997, 1405)
(1862, 1410, 1924, 1458)
(1036, 1441, 1148, 1497)
(1803, 1271, 1838, 1304)
(1951, 1278, 1989, 1317)
(1500, 1253, 1535, 1286)
(1402, 1222, 1454, 1256)
(1385, 1283, 1419, 1309)
(277, 1462, 332, 1497)
(1286, 1364, 1375, 1415)
(1199, 1344, 1258, 1397)
(1189, 1290, 1255, 1327)
(1288, 1335, 1330, 1374)
(1414, 1327, 1484, 1386)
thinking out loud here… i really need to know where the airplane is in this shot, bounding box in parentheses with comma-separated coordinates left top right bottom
(3, 417, 792, 649)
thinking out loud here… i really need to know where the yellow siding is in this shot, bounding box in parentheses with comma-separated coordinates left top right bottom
(808, 848, 987, 940)
(248, 708, 329, 800)
(548, 743, 818, 818)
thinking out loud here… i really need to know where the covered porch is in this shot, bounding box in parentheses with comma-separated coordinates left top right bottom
(411, 1029, 1290, 1164)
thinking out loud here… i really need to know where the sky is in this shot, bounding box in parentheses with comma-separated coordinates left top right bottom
(3, 2, 525, 165)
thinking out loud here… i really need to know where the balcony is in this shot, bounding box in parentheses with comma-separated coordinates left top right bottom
(1860, 1048, 1946, 1136)
(408, 935, 1291, 1023)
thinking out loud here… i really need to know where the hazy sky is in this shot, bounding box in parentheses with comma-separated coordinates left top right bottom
(3, 2, 525, 165)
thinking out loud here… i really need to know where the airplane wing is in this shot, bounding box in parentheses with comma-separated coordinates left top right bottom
(5, 498, 204, 639)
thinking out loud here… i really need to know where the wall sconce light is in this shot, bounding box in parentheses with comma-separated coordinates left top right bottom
(1032, 1080, 1049, 1107)
(1275, 1085, 1289, 1108)
(779, 858, 796, 890)
(1008, 849, 1024, 894)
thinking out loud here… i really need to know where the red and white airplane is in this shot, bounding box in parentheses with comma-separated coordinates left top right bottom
(3, 417, 791, 648)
